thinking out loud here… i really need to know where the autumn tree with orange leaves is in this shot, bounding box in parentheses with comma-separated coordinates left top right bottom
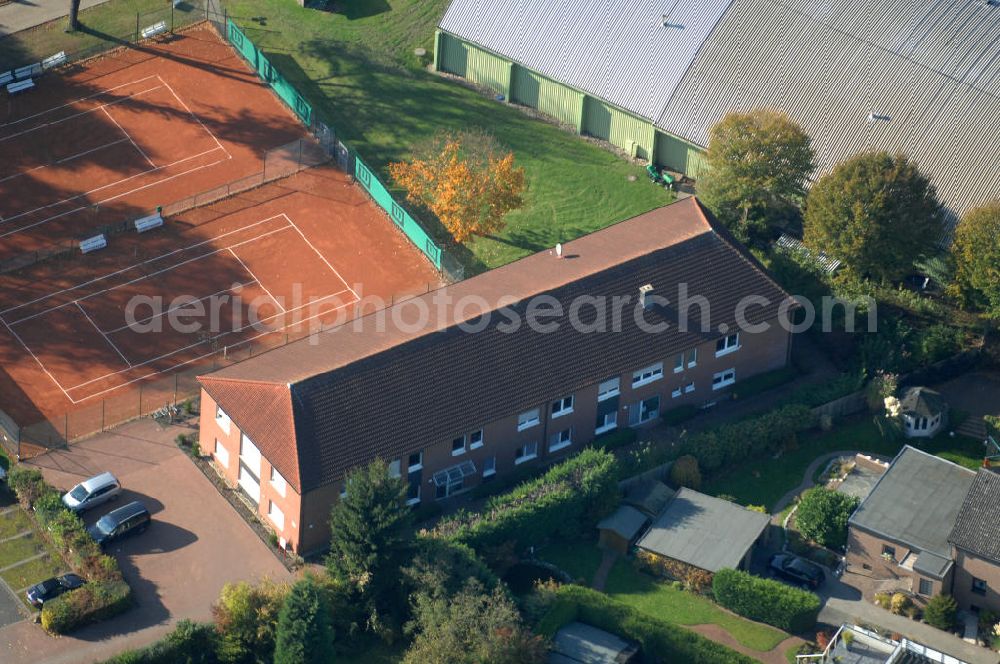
(389, 130, 526, 243)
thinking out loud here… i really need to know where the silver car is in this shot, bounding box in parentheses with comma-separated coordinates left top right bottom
(62, 472, 121, 513)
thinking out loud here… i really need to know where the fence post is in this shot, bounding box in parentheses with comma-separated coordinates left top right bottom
(136, 12, 140, 43)
(174, 374, 178, 405)
(171, 2, 175, 31)
(64, 414, 68, 445)
(138, 383, 143, 417)
(101, 400, 105, 432)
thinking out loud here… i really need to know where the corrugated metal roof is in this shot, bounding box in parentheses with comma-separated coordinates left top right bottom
(440, 0, 1000, 220)
(438, 0, 736, 121)
(658, 0, 1000, 220)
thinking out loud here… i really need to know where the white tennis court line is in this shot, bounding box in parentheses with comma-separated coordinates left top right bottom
(102, 280, 259, 334)
(0, 150, 230, 238)
(0, 85, 164, 143)
(227, 249, 286, 313)
(0, 138, 132, 186)
(75, 301, 133, 368)
(1, 318, 74, 402)
(101, 107, 155, 168)
(0, 213, 290, 318)
(0, 75, 161, 129)
(285, 216, 360, 301)
(66, 294, 360, 403)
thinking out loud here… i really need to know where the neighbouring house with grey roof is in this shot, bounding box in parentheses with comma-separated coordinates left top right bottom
(436, 0, 1000, 228)
(634, 487, 769, 574)
(846, 445, 1000, 613)
(900, 387, 949, 439)
(597, 505, 649, 555)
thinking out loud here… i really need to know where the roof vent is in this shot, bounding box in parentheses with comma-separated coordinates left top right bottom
(639, 284, 655, 309)
(868, 112, 891, 123)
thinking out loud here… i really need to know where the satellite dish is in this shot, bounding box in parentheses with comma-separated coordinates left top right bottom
(556, 243, 563, 257)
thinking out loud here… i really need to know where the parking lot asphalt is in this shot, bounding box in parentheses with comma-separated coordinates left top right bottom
(0, 417, 290, 664)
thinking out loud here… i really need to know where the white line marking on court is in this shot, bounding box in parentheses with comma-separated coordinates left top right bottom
(0, 139, 131, 185)
(228, 248, 285, 313)
(1, 318, 74, 402)
(158, 77, 228, 156)
(0, 85, 164, 143)
(0, 75, 161, 129)
(285, 215, 360, 301)
(0, 213, 290, 318)
(1, 146, 225, 227)
(75, 302, 132, 368)
(101, 107, 155, 168)
(102, 280, 259, 334)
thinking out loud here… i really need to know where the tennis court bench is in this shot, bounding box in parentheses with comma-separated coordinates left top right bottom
(80, 234, 108, 254)
(42, 52, 66, 70)
(0, 72, 12, 86)
(141, 21, 167, 39)
(7, 79, 34, 95)
(14, 63, 42, 79)
(134, 212, 164, 233)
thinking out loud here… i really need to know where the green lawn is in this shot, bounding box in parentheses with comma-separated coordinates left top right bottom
(0, 509, 32, 541)
(537, 539, 604, 584)
(605, 560, 788, 652)
(2, 0, 671, 276)
(702, 416, 984, 510)
(0, 532, 47, 568)
(0, 552, 67, 592)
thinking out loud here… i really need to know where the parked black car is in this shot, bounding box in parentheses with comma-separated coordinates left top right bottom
(87, 500, 151, 547)
(25, 573, 85, 607)
(768, 553, 826, 589)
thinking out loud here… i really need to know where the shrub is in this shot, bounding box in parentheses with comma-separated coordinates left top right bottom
(8, 466, 47, 507)
(731, 366, 798, 398)
(795, 488, 859, 549)
(874, 592, 891, 610)
(592, 428, 637, 452)
(469, 463, 546, 500)
(41, 580, 132, 634)
(212, 579, 289, 663)
(923, 594, 958, 631)
(661, 405, 698, 426)
(538, 585, 757, 664)
(668, 455, 701, 490)
(432, 448, 620, 560)
(102, 620, 218, 663)
(712, 568, 821, 633)
(634, 551, 712, 592)
(890, 592, 911, 615)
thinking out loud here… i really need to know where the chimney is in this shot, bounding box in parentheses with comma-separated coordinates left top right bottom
(639, 284, 654, 309)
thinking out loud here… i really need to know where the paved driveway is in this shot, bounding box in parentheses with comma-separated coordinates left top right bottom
(0, 418, 290, 664)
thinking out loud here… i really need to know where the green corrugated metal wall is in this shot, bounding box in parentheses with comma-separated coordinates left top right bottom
(436, 31, 706, 177)
(511, 66, 582, 130)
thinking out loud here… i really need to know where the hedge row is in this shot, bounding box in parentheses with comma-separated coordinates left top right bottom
(103, 620, 218, 664)
(712, 568, 820, 633)
(538, 585, 759, 664)
(8, 467, 132, 633)
(432, 448, 620, 556)
(624, 403, 818, 476)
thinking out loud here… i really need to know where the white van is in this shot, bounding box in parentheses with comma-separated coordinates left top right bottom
(62, 472, 121, 513)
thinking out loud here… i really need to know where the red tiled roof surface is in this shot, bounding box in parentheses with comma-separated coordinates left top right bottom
(199, 198, 793, 493)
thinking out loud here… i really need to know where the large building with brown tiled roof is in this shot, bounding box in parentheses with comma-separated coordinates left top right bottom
(198, 197, 797, 553)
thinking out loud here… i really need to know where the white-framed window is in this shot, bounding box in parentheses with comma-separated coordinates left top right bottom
(268, 500, 284, 530)
(406, 483, 421, 506)
(629, 396, 660, 425)
(715, 333, 740, 356)
(595, 411, 617, 434)
(408, 451, 423, 472)
(469, 430, 484, 449)
(270, 466, 287, 497)
(215, 404, 231, 434)
(633, 362, 663, 387)
(483, 456, 496, 477)
(712, 368, 736, 390)
(240, 434, 262, 475)
(671, 387, 682, 399)
(684, 382, 695, 394)
(518, 408, 540, 431)
(213, 439, 230, 468)
(451, 436, 466, 456)
(549, 428, 573, 453)
(515, 441, 538, 464)
(674, 354, 684, 373)
(388, 459, 401, 478)
(598, 378, 620, 401)
(551, 395, 574, 418)
(687, 348, 697, 368)
(918, 578, 933, 596)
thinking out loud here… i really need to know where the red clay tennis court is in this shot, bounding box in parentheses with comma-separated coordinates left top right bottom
(0, 24, 304, 262)
(0, 26, 444, 445)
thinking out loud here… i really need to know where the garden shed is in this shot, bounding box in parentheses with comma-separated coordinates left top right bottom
(635, 488, 770, 574)
(596, 505, 649, 555)
(899, 387, 948, 439)
(549, 621, 639, 664)
(623, 480, 675, 517)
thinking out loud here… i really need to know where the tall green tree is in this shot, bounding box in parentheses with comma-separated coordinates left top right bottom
(795, 488, 859, 549)
(698, 109, 815, 242)
(403, 579, 547, 664)
(803, 151, 943, 281)
(212, 580, 288, 664)
(274, 577, 336, 664)
(951, 200, 1000, 317)
(327, 459, 412, 627)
